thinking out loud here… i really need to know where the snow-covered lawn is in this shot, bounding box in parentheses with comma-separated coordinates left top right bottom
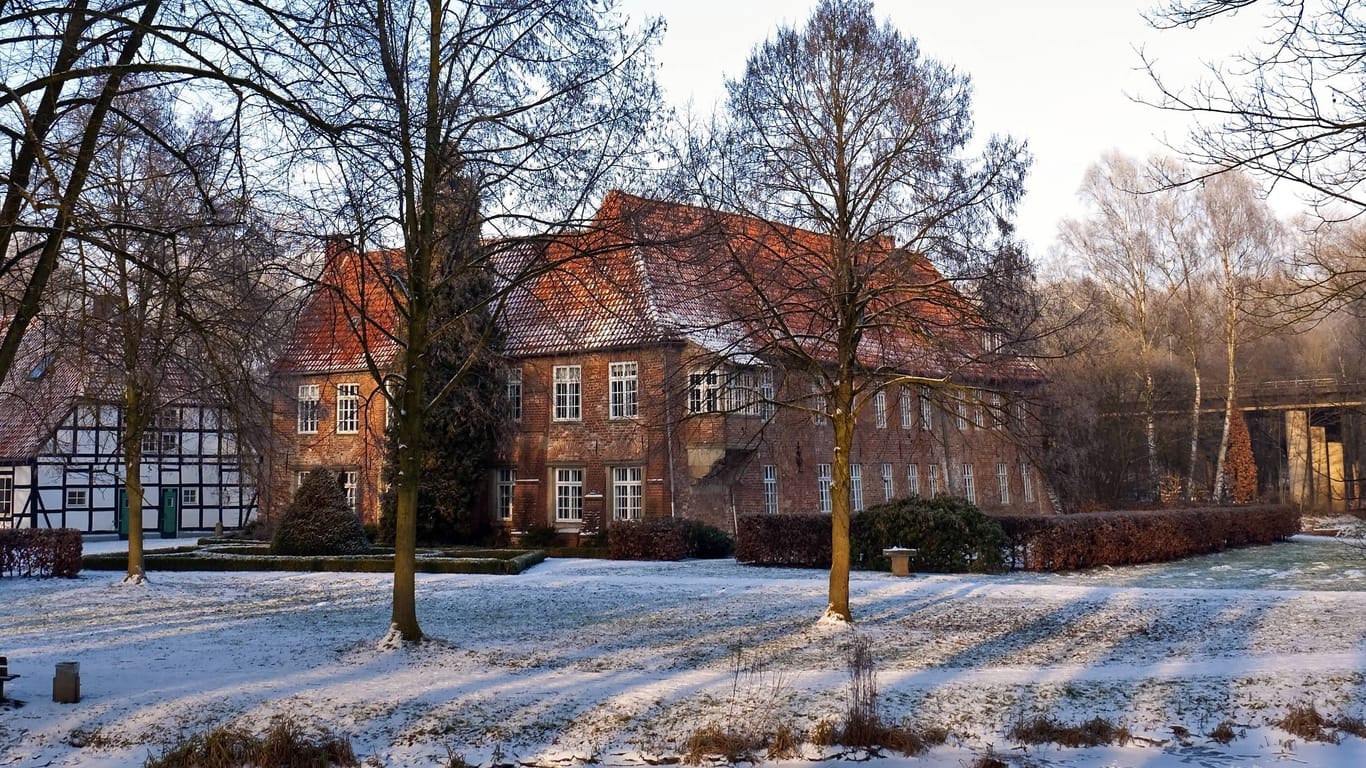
(4, 536, 1366, 767)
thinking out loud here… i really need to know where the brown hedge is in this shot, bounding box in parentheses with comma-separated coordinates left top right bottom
(608, 518, 734, 561)
(0, 528, 83, 578)
(997, 505, 1299, 571)
(735, 514, 831, 567)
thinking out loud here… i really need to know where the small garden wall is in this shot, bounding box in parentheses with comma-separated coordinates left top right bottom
(0, 528, 82, 577)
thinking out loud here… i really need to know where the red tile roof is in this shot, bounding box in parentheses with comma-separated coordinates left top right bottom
(273, 241, 405, 375)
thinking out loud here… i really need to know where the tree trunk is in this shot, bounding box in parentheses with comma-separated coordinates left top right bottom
(827, 379, 855, 622)
(389, 289, 429, 642)
(1212, 318, 1237, 502)
(1143, 366, 1158, 499)
(1187, 358, 1201, 501)
(123, 383, 146, 584)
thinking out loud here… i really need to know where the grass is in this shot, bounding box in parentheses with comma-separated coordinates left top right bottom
(1276, 702, 1366, 743)
(1007, 714, 1130, 748)
(1207, 719, 1240, 744)
(144, 718, 358, 768)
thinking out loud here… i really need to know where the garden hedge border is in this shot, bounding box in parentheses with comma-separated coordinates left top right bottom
(0, 528, 82, 577)
(83, 546, 545, 575)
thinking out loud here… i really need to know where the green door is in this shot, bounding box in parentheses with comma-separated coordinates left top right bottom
(117, 489, 128, 540)
(159, 487, 178, 538)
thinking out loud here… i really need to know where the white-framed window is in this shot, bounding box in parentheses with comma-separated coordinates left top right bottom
(1022, 463, 1035, 502)
(496, 468, 516, 521)
(919, 386, 933, 430)
(881, 462, 894, 501)
(0, 476, 13, 525)
(553, 365, 581, 421)
(1015, 400, 1029, 432)
(729, 369, 763, 416)
(907, 464, 920, 496)
(812, 388, 827, 426)
(141, 428, 159, 456)
(763, 464, 778, 515)
(851, 463, 864, 512)
(900, 387, 912, 429)
(997, 462, 1010, 505)
(609, 361, 639, 419)
(759, 369, 775, 419)
(688, 370, 721, 414)
(385, 380, 399, 430)
(817, 464, 832, 514)
(506, 368, 523, 421)
(990, 392, 1005, 429)
(956, 401, 969, 430)
(555, 467, 584, 521)
(928, 464, 941, 497)
(339, 470, 359, 511)
(296, 471, 309, 488)
(962, 463, 976, 504)
(182, 487, 199, 507)
(336, 384, 360, 434)
(974, 395, 986, 429)
(297, 384, 320, 433)
(611, 466, 643, 520)
(65, 488, 88, 508)
(874, 391, 887, 429)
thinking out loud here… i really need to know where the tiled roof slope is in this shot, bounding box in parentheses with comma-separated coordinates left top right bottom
(499, 192, 1042, 384)
(274, 241, 405, 375)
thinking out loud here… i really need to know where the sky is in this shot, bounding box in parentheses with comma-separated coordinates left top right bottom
(616, 0, 1279, 261)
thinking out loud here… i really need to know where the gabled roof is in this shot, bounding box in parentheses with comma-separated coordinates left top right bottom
(273, 241, 405, 375)
(499, 192, 1042, 383)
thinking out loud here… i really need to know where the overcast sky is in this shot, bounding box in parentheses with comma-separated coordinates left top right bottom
(617, 0, 1280, 261)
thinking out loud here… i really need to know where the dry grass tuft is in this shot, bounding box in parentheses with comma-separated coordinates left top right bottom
(967, 746, 1010, 768)
(143, 717, 358, 768)
(1278, 703, 1337, 743)
(682, 722, 761, 765)
(809, 719, 838, 747)
(765, 724, 801, 760)
(1207, 720, 1239, 745)
(1335, 715, 1366, 739)
(1008, 714, 1130, 748)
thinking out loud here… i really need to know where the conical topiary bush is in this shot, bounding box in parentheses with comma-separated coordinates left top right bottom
(271, 469, 370, 556)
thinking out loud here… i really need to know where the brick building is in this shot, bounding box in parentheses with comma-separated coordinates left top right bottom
(268, 193, 1047, 533)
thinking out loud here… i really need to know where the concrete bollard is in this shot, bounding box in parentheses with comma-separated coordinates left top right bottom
(53, 661, 79, 703)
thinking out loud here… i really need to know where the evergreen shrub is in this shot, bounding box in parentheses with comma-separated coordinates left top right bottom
(271, 469, 369, 556)
(851, 496, 1008, 573)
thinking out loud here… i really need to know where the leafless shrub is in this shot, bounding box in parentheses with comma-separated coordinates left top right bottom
(1008, 714, 1130, 748)
(1207, 720, 1239, 744)
(144, 716, 358, 768)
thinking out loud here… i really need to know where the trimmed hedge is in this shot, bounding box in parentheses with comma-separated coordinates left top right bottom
(0, 528, 82, 578)
(608, 518, 735, 561)
(735, 514, 831, 567)
(997, 505, 1299, 571)
(83, 547, 545, 575)
(852, 496, 1008, 574)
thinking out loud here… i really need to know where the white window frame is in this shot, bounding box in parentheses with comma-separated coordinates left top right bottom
(688, 369, 721, 414)
(907, 464, 920, 496)
(990, 392, 1005, 429)
(1022, 463, 1035, 503)
(928, 464, 941, 497)
(385, 380, 399, 430)
(919, 386, 933, 430)
(496, 468, 516, 521)
(0, 476, 12, 525)
(65, 488, 88, 508)
(297, 384, 320, 434)
(763, 464, 778, 515)
(609, 361, 639, 419)
(900, 387, 912, 429)
(340, 470, 359, 511)
(759, 369, 775, 420)
(997, 462, 1010, 505)
(553, 365, 582, 421)
(611, 466, 643, 520)
(956, 401, 969, 430)
(728, 369, 763, 416)
(555, 467, 584, 521)
(506, 368, 523, 421)
(336, 384, 360, 434)
(851, 463, 864, 512)
(874, 391, 887, 429)
(881, 462, 894, 501)
(812, 388, 827, 426)
(817, 464, 832, 514)
(182, 487, 199, 507)
(962, 463, 976, 504)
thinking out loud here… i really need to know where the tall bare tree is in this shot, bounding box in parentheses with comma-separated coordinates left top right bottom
(275, 0, 660, 641)
(681, 0, 1027, 622)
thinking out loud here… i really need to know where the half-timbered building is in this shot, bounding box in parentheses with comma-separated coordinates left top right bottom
(0, 330, 256, 535)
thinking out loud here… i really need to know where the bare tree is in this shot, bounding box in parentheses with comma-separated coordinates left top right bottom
(275, 0, 661, 642)
(680, 0, 1028, 622)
